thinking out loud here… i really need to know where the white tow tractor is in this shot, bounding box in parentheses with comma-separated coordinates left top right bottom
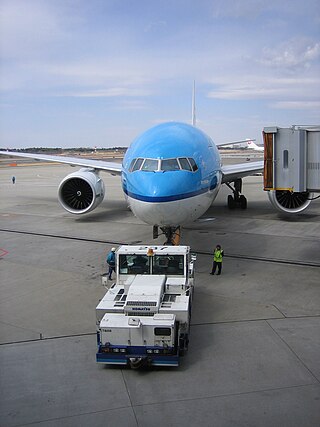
(96, 245, 196, 368)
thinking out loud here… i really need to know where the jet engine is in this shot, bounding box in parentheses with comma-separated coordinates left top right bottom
(268, 190, 312, 214)
(58, 168, 105, 214)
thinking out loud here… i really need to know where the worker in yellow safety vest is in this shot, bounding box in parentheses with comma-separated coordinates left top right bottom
(210, 244, 224, 275)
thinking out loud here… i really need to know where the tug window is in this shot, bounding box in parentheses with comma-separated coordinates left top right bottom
(153, 255, 184, 275)
(154, 327, 171, 336)
(119, 254, 150, 274)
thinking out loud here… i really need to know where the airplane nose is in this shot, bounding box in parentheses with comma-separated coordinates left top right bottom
(125, 171, 217, 226)
(137, 171, 195, 201)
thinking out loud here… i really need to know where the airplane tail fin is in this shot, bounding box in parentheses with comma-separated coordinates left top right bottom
(247, 140, 264, 151)
(192, 80, 196, 126)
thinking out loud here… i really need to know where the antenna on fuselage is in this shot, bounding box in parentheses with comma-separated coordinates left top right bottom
(192, 80, 196, 127)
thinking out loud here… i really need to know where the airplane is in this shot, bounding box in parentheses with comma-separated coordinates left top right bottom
(219, 139, 264, 151)
(0, 121, 263, 243)
(245, 140, 264, 152)
(0, 92, 313, 244)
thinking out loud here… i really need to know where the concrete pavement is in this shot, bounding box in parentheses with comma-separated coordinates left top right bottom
(0, 163, 319, 427)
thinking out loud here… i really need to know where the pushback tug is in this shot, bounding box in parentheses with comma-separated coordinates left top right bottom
(96, 245, 196, 368)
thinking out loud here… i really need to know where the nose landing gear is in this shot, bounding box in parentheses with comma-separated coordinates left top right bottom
(153, 225, 181, 245)
(226, 178, 247, 209)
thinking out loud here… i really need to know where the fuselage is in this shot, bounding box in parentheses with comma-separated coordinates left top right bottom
(122, 122, 222, 226)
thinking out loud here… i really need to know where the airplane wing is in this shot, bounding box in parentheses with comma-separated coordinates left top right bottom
(215, 139, 255, 147)
(0, 151, 122, 176)
(221, 160, 264, 183)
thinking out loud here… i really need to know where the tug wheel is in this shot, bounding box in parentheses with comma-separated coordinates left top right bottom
(129, 357, 147, 369)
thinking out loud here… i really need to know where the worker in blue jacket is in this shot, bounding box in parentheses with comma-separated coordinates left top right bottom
(106, 247, 116, 280)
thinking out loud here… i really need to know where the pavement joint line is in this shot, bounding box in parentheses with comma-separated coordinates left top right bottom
(0, 319, 42, 335)
(196, 250, 320, 268)
(7, 383, 319, 427)
(131, 383, 320, 409)
(5, 404, 138, 427)
(265, 320, 320, 384)
(2, 315, 320, 346)
(0, 228, 141, 246)
(1, 228, 319, 267)
(121, 369, 140, 426)
(0, 332, 96, 346)
(191, 314, 320, 327)
(271, 304, 287, 317)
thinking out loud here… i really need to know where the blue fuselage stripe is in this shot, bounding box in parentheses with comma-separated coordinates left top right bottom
(123, 181, 217, 203)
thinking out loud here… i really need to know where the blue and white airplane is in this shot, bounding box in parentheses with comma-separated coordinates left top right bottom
(0, 118, 264, 243)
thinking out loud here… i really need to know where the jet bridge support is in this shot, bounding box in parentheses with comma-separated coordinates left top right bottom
(263, 126, 320, 213)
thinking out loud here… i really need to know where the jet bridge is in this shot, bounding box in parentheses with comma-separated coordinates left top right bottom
(263, 126, 320, 213)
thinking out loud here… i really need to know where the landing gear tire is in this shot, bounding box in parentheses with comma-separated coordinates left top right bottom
(227, 194, 236, 209)
(179, 334, 189, 356)
(239, 195, 247, 209)
(226, 179, 247, 210)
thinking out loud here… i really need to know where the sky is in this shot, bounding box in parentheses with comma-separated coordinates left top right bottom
(0, 0, 319, 149)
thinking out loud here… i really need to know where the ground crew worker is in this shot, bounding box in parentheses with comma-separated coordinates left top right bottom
(210, 244, 224, 275)
(12, 176, 16, 184)
(106, 247, 116, 280)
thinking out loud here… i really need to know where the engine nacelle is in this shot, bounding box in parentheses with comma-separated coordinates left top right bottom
(268, 190, 312, 214)
(58, 168, 105, 214)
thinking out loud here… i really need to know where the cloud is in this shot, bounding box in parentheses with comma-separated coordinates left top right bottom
(115, 99, 149, 110)
(1, 0, 319, 148)
(211, 0, 319, 21)
(61, 87, 152, 98)
(0, 0, 72, 60)
(260, 39, 320, 70)
(211, 0, 268, 19)
(205, 35, 320, 105)
(144, 20, 167, 33)
(271, 101, 320, 110)
(206, 76, 320, 101)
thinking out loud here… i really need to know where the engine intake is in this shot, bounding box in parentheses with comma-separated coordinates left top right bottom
(268, 190, 312, 214)
(58, 169, 105, 214)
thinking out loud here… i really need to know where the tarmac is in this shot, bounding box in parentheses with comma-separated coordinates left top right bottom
(0, 160, 319, 427)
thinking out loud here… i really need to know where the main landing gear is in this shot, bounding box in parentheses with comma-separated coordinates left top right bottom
(153, 225, 181, 245)
(226, 178, 247, 210)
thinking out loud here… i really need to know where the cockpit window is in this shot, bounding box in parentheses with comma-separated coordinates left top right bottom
(178, 157, 192, 171)
(161, 158, 180, 171)
(129, 157, 198, 172)
(188, 157, 198, 172)
(141, 158, 159, 172)
(131, 158, 144, 172)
